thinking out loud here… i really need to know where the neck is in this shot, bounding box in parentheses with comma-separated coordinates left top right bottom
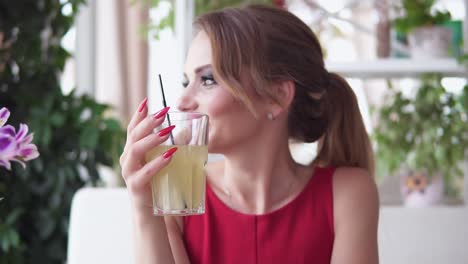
(221, 127, 303, 214)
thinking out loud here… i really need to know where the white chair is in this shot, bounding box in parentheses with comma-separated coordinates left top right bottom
(67, 188, 135, 264)
(68, 187, 468, 264)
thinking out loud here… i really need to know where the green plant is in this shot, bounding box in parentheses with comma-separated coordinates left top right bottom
(374, 74, 468, 197)
(146, 0, 279, 39)
(0, 1, 126, 263)
(457, 53, 468, 66)
(393, 0, 451, 34)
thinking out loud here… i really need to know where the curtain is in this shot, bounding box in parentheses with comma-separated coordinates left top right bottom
(95, 0, 149, 125)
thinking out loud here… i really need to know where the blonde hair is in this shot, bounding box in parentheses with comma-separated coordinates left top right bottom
(195, 5, 374, 173)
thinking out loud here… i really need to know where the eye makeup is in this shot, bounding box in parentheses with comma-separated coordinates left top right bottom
(183, 64, 218, 89)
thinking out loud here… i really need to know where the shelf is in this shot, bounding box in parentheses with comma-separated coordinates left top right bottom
(325, 58, 467, 78)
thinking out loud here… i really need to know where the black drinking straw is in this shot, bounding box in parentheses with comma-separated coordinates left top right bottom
(158, 74, 175, 145)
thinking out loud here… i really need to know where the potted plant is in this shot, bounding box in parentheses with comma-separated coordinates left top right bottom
(393, 0, 452, 58)
(0, 1, 126, 263)
(374, 74, 467, 207)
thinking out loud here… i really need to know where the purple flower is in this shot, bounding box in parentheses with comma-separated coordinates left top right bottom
(0, 107, 10, 127)
(0, 132, 17, 170)
(14, 124, 39, 167)
(0, 107, 39, 170)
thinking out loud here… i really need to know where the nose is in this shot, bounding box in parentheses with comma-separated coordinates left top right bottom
(177, 89, 198, 112)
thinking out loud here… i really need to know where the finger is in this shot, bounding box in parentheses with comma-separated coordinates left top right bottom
(120, 150, 136, 180)
(127, 147, 178, 193)
(127, 97, 148, 133)
(128, 106, 170, 144)
(123, 129, 174, 174)
(121, 126, 175, 178)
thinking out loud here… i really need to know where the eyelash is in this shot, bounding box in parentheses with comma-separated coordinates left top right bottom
(201, 74, 217, 87)
(182, 74, 217, 88)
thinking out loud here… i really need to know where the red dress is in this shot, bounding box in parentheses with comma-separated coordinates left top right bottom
(183, 166, 335, 264)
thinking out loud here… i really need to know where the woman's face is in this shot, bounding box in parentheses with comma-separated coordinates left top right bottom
(178, 31, 268, 154)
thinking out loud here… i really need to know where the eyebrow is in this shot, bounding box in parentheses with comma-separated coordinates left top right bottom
(195, 64, 212, 74)
(184, 64, 212, 77)
(183, 64, 213, 80)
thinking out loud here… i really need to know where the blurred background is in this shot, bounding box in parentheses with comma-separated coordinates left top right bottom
(0, 0, 467, 263)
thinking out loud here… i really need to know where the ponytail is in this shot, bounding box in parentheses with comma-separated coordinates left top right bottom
(313, 73, 374, 174)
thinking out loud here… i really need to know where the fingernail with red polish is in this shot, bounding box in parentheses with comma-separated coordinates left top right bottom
(163, 147, 178, 159)
(153, 106, 170, 119)
(138, 98, 148, 113)
(158, 125, 175, 137)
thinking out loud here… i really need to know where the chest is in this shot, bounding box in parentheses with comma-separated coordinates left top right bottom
(184, 194, 334, 264)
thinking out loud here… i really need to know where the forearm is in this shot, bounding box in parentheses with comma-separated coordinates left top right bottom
(132, 209, 175, 264)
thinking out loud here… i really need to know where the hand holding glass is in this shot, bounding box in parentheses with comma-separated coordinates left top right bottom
(145, 112, 209, 215)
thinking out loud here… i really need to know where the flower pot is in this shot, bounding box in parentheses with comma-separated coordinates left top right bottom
(407, 26, 452, 58)
(399, 169, 444, 207)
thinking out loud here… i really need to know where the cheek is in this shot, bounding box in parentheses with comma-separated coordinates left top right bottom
(200, 89, 257, 152)
(204, 89, 234, 117)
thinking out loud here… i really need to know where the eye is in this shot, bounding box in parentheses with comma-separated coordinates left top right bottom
(201, 74, 217, 87)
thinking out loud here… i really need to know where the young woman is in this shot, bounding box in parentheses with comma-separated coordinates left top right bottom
(120, 4, 379, 264)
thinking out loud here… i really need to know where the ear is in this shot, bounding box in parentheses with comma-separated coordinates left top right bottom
(269, 80, 295, 117)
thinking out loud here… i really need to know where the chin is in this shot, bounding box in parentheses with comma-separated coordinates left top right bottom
(207, 142, 220, 154)
(206, 136, 226, 154)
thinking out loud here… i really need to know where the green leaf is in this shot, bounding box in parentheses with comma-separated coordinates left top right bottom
(103, 119, 122, 131)
(6, 209, 24, 225)
(1, 232, 10, 252)
(79, 125, 99, 149)
(392, 0, 452, 33)
(50, 112, 65, 127)
(9, 230, 20, 248)
(41, 126, 52, 146)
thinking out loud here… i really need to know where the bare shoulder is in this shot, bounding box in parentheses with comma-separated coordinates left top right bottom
(332, 167, 380, 225)
(333, 167, 377, 193)
(330, 167, 380, 263)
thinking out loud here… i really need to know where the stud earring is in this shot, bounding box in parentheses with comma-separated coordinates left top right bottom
(267, 112, 275, 120)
